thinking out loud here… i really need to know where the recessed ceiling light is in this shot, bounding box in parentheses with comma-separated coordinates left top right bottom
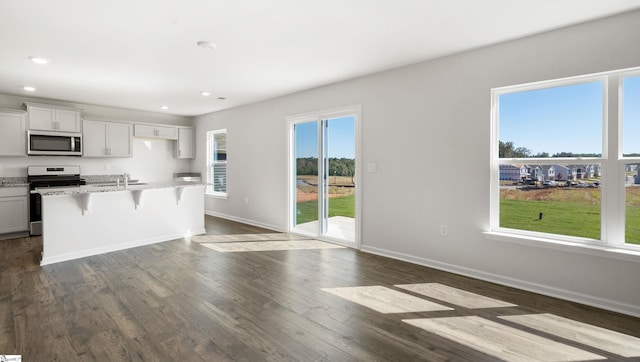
(29, 56, 49, 65)
(201, 91, 211, 97)
(196, 40, 216, 50)
(23, 86, 36, 92)
(160, 105, 169, 110)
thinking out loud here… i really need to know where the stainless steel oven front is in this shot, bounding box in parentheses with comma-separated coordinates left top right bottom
(28, 165, 85, 235)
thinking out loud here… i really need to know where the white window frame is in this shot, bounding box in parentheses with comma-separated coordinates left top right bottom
(206, 129, 227, 198)
(486, 67, 640, 261)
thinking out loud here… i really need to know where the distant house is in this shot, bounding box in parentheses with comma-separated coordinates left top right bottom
(529, 165, 544, 182)
(499, 164, 524, 181)
(573, 164, 600, 179)
(541, 165, 577, 181)
(542, 165, 556, 180)
(502, 164, 599, 182)
(499, 165, 544, 182)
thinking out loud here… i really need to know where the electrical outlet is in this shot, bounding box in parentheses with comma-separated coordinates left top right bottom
(440, 224, 448, 236)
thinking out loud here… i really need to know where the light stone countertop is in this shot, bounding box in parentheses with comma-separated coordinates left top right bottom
(0, 177, 28, 188)
(0, 183, 29, 188)
(36, 182, 205, 196)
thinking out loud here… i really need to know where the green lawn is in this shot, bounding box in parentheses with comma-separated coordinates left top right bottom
(500, 199, 600, 239)
(500, 198, 640, 244)
(297, 189, 640, 244)
(296, 194, 355, 225)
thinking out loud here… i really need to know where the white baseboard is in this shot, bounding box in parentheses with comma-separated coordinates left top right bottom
(40, 229, 206, 266)
(361, 244, 640, 319)
(205, 210, 285, 233)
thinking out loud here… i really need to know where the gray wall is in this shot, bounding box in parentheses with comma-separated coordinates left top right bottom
(194, 10, 640, 316)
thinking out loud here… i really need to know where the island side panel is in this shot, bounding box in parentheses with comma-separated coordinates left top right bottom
(40, 185, 205, 265)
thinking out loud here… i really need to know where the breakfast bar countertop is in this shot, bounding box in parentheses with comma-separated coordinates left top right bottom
(35, 181, 206, 196)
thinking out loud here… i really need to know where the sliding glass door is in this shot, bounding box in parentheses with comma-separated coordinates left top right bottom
(293, 121, 320, 229)
(291, 110, 358, 245)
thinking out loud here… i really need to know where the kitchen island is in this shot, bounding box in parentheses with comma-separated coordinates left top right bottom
(38, 182, 206, 265)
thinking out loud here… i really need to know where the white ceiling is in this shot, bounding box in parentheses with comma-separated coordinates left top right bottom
(1, 1, 639, 117)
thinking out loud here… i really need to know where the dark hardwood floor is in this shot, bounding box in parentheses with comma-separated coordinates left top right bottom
(1, 215, 639, 361)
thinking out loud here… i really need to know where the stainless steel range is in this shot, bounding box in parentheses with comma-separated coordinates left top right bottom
(28, 165, 85, 235)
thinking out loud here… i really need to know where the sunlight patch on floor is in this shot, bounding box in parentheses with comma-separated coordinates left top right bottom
(191, 233, 310, 243)
(500, 313, 640, 358)
(321, 286, 453, 314)
(200, 239, 345, 252)
(323, 283, 638, 360)
(396, 283, 518, 309)
(403, 316, 605, 362)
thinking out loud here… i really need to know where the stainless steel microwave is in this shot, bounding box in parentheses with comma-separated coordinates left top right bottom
(27, 130, 82, 156)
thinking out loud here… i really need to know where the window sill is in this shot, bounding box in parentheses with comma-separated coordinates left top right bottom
(206, 193, 228, 200)
(483, 231, 640, 263)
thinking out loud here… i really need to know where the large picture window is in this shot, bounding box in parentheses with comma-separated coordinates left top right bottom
(491, 68, 640, 249)
(207, 129, 227, 196)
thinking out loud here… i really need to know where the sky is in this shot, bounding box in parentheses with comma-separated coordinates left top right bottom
(295, 116, 355, 159)
(623, 75, 640, 155)
(499, 75, 640, 156)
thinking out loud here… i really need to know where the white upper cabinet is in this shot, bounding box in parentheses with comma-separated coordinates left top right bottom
(0, 109, 27, 156)
(175, 127, 195, 159)
(134, 124, 178, 140)
(25, 103, 81, 132)
(83, 120, 132, 157)
(107, 122, 134, 157)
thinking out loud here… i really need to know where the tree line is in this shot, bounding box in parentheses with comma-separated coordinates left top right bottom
(297, 157, 355, 177)
(499, 141, 605, 158)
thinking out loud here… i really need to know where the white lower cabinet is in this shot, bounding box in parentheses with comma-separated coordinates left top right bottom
(83, 120, 133, 157)
(0, 187, 28, 234)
